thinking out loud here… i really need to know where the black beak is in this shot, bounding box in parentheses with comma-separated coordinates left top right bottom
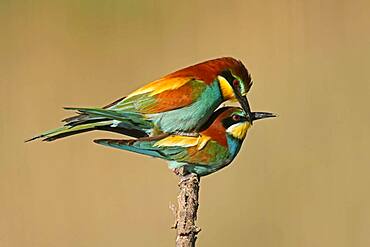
(233, 87, 253, 124)
(251, 112, 276, 121)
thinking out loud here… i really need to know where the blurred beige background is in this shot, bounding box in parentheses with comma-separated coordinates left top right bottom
(1, 0, 370, 246)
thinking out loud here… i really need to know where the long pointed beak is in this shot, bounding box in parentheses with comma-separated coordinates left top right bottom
(252, 112, 277, 121)
(233, 88, 253, 124)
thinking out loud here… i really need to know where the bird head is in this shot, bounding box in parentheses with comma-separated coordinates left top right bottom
(166, 57, 255, 123)
(201, 107, 275, 145)
(218, 67, 252, 101)
(221, 108, 276, 140)
(214, 58, 254, 124)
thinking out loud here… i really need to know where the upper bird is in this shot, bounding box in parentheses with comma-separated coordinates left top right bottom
(27, 57, 253, 142)
(94, 107, 275, 176)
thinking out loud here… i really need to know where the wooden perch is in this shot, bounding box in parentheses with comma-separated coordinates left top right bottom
(173, 168, 201, 247)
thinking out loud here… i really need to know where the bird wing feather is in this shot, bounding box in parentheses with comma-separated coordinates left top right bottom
(127, 76, 191, 97)
(153, 134, 211, 150)
(106, 77, 207, 114)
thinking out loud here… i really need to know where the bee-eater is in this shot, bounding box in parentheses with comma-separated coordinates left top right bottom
(94, 107, 275, 176)
(27, 57, 253, 142)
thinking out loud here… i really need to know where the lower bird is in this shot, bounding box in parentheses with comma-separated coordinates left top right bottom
(94, 107, 275, 176)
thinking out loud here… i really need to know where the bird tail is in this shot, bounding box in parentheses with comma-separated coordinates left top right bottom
(25, 107, 152, 142)
(94, 138, 166, 158)
(93, 134, 183, 160)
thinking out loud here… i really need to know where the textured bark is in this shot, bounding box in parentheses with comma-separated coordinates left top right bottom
(173, 168, 201, 247)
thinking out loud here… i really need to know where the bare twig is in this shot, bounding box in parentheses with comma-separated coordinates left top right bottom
(173, 167, 201, 247)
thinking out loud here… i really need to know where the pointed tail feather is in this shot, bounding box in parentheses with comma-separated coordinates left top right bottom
(63, 107, 153, 130)
(61, 97, 126, 124)
(26, 106, 152, 142)
(94, 138, 167, 159)
(25, 126, 68, 142)
(26, 119, 149, 142)
(25, 120, 114, 142)
(93, 134, 184, 160)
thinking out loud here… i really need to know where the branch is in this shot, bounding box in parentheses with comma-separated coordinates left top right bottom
(173, 168, 201, 247)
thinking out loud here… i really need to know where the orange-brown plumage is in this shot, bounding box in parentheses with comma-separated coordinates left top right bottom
(142, 82, 194, 113)
(165, 57, 251, 87)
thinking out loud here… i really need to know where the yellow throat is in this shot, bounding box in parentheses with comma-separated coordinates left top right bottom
(226, 122, 250, 140)
(218, 75, 236, 101)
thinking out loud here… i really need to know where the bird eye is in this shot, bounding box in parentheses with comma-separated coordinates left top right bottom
(233, 79, 240, 89)
(232, 114, 241, 121)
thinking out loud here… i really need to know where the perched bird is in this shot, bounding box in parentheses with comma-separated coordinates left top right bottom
(94, 107, 275, 176)
(27, 57, 253, 142)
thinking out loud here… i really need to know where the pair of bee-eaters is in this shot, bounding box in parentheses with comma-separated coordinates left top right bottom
(28, 57, 275, 176)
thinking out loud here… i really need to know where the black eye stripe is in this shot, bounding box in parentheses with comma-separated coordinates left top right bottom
(222, 115, 246, 129)
(220, 70, 235, 84)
